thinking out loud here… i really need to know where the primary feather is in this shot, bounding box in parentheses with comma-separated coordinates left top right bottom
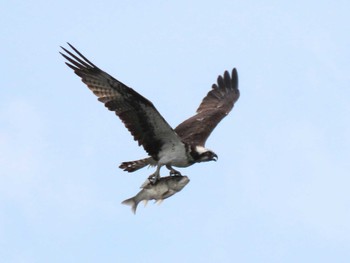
(60, 43, 240, 180)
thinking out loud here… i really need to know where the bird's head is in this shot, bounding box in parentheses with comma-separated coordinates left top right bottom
(193, 146, 218, 163)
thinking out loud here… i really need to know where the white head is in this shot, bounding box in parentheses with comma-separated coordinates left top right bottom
(193, 146, 218, 163)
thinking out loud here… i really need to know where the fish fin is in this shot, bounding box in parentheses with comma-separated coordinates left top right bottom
(143, 200, 148, 207)
(140, 179, 152, 188)
(121, 198, 138, 214)
(156, 199, 164, 205)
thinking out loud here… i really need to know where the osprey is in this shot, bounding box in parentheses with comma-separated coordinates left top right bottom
(60, 43, 240, 182)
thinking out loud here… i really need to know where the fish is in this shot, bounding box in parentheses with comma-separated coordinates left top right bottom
(122, 175, 190, 214)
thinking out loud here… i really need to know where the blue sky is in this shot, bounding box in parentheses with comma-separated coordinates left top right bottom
(1, 0, 350, 262)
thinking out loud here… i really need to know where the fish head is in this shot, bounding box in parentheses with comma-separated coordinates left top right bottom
(167, 175, 190, 191)
(177, 175, 190, 188)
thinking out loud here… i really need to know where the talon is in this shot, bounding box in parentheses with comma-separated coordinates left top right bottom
(166, 165, 182, 176)
(169, 170, 181, 176)
(148, 173, 160, 184)
(148, 175, 157, 184)
(147, 165, 161, 184)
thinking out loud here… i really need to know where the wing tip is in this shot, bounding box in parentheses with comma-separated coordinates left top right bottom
(231, 68, 238, 90)
(59, 43, 97, 70)
(217, 67, 238, 90)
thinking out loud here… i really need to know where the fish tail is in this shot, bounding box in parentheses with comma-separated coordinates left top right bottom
(121, 197, 138, 214)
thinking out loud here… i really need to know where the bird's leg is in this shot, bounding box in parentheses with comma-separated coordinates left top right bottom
(148, 165, 161, 184)
(166, 165, 182, 176)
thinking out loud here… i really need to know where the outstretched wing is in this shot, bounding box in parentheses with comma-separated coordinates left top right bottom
(174, 68, 239, 146)
(60, 43, 183, 160)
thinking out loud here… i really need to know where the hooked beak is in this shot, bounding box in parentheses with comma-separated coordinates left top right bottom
(212, 154, 218, 162)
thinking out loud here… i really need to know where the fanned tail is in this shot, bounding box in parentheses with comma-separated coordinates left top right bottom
(119, 157, 155, 173)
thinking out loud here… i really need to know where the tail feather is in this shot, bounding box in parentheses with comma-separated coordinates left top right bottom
(121, 198, 138, 214)
(119, 157, 155, 173)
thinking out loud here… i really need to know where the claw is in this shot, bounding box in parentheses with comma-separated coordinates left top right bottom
(169, 170, 182, 176)
(146, 165, 161, 184)
(166, 165, 182, 176)
(148, 175, 158, 184)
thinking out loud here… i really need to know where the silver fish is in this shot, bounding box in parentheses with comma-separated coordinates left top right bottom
(122, 175, 190, 214)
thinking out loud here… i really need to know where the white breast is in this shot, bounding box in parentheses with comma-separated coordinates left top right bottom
(158, 142, 190, 167)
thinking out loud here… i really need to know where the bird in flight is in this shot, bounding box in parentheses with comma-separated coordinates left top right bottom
(60, 43, 240, 182)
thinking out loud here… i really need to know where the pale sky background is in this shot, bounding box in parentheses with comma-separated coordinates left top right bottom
(1, 0, 350, 262)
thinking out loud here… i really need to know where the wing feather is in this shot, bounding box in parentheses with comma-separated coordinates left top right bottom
(60, 43, 183, 160)
(174, 68, 239, 146)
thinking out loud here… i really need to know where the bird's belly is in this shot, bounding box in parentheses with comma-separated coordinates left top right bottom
(158, 144, 192, 167)
(159, 156, 191, 167)
(166, 156, 191, 167)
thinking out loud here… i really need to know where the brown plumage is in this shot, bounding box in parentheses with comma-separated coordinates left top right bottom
(174, 69, 239, 146)
(60, 43, 182, 161)
(60, 43, 240, 179)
